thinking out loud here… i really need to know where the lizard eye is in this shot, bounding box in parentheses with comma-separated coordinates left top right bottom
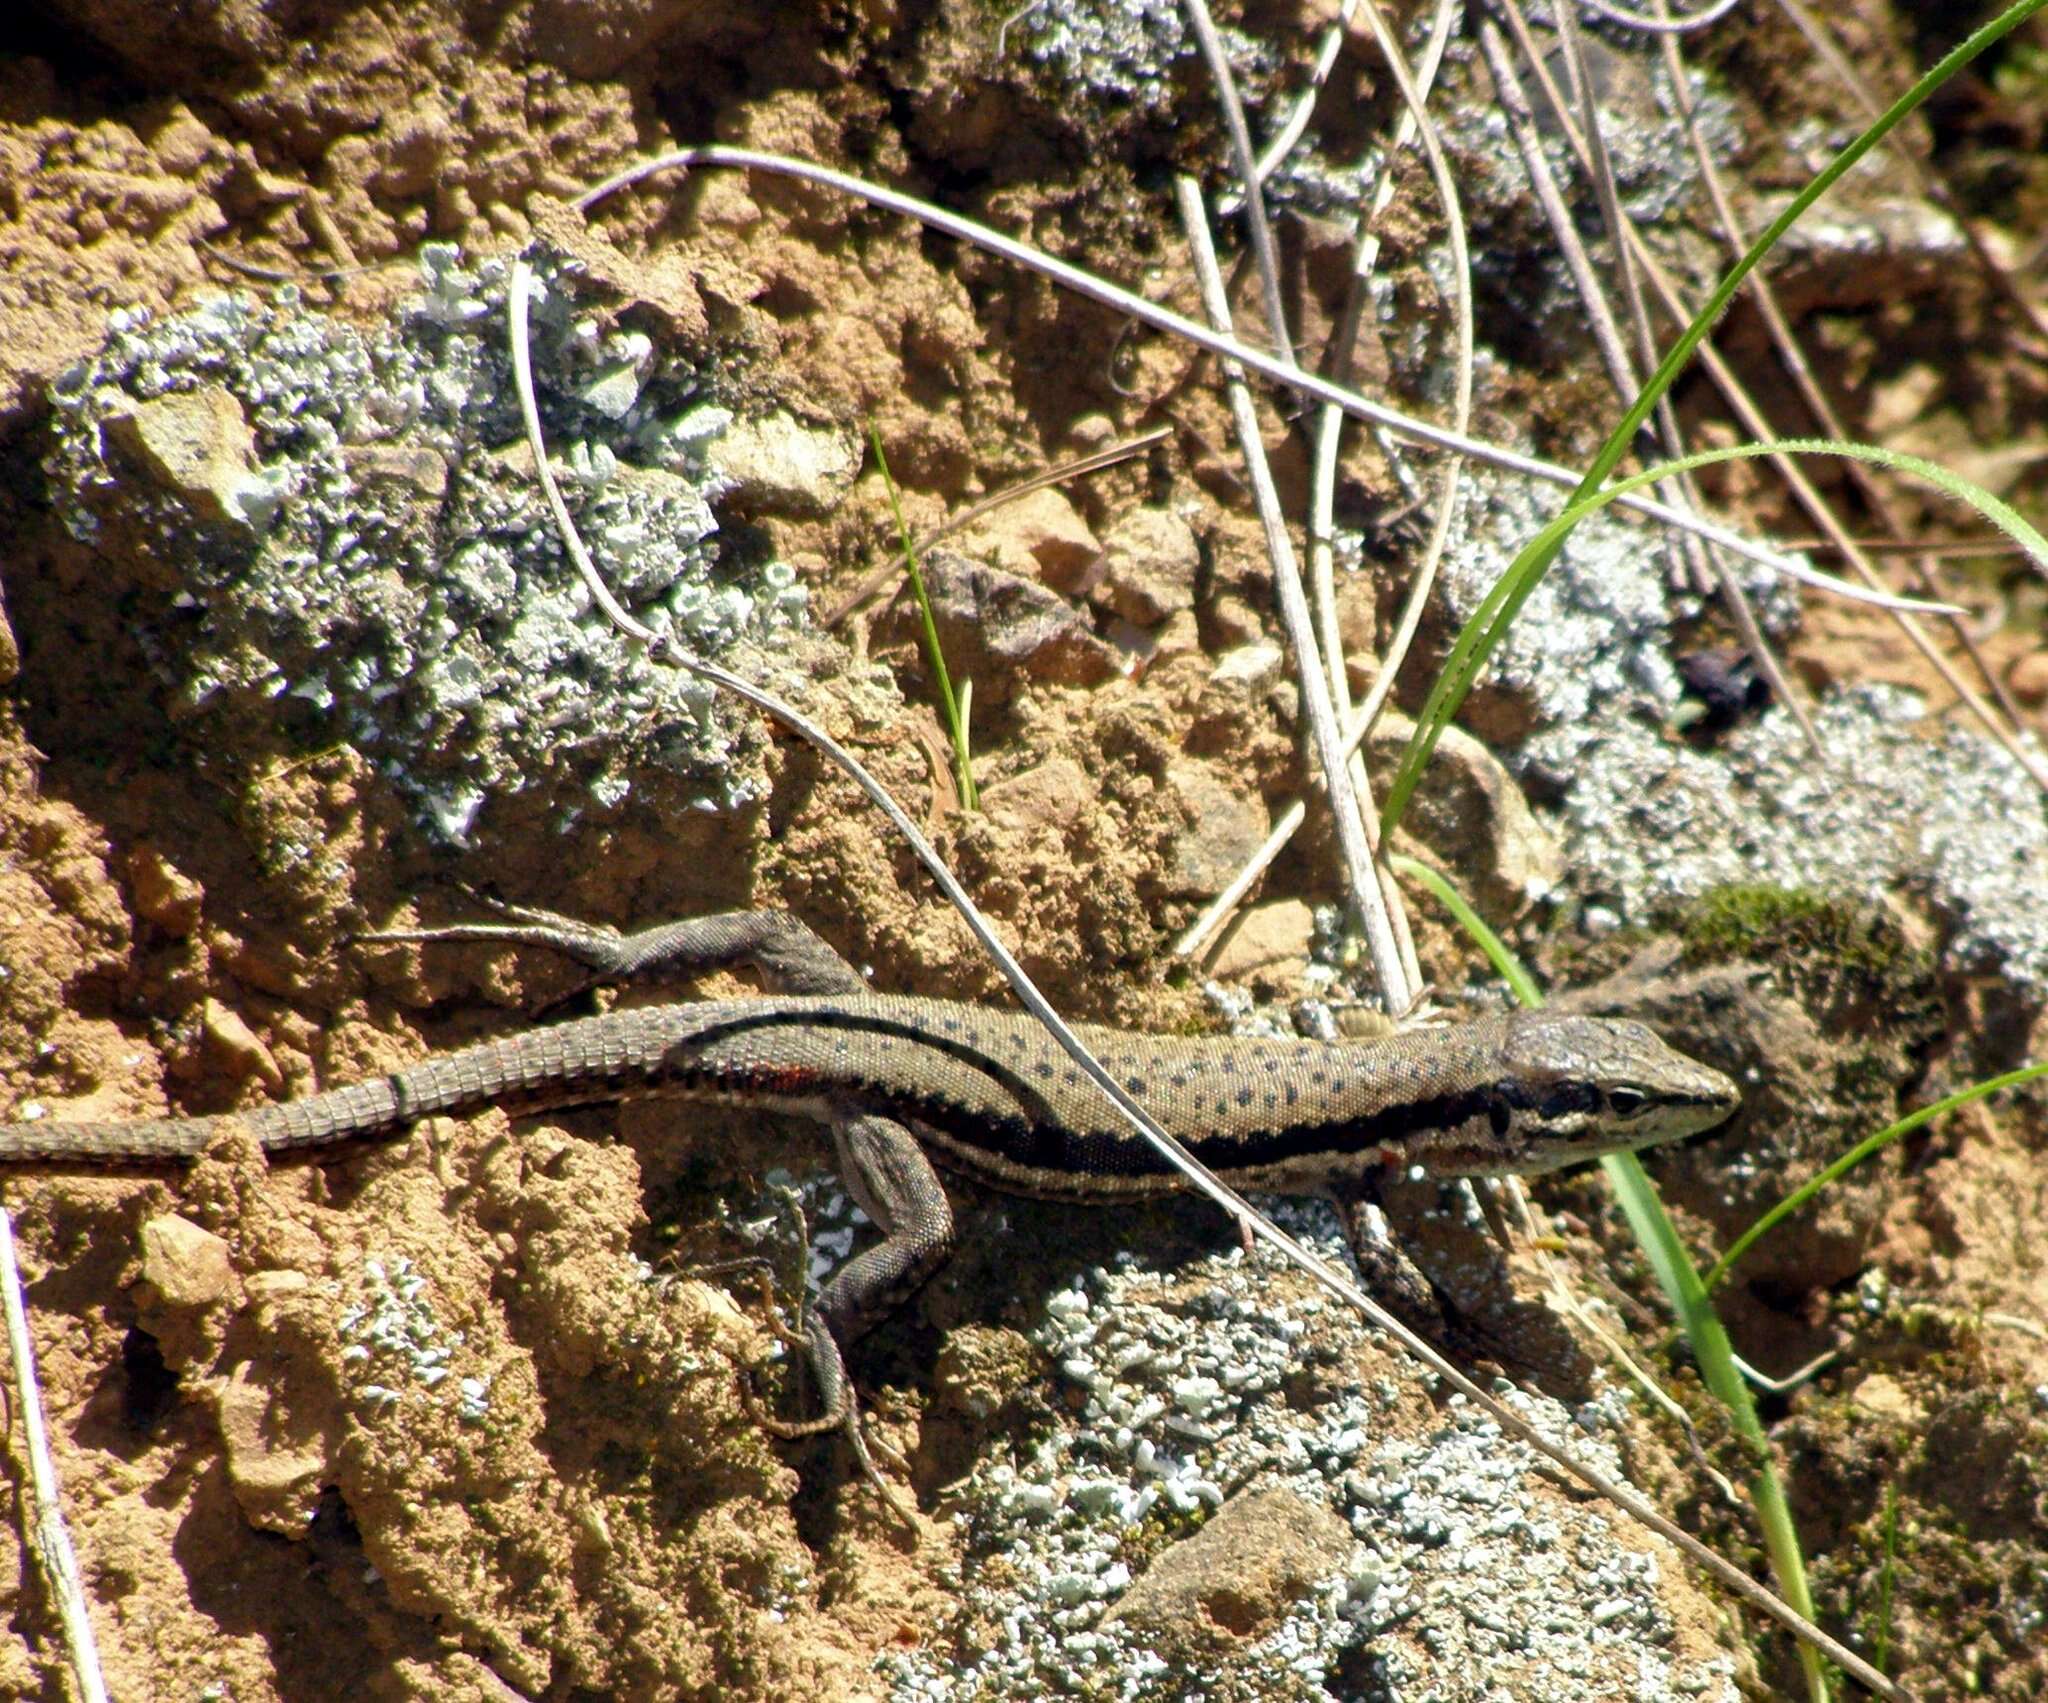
(1608, 1087, 1650, 1119)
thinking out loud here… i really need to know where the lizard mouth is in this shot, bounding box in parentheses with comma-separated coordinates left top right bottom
(1459, 1104, 1737, 1178)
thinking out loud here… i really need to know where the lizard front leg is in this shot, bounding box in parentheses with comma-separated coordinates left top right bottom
(365, 904, 947, 1513)
(1326, 1167, 1467, 1349)
(1327, 1171, 1576, 1378)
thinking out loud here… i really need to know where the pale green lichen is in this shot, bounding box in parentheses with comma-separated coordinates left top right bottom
(47, 241, 804, 841)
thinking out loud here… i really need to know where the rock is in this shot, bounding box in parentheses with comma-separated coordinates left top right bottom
(1676, 646, 1770, 730)
(575, 359, 643, 420)
(199, 998, 284, 1093)
(147, 103, 219, 176)
(101, 385, 275, 532)
(133, 1214, 236, 1368)
(125, 844, 204, 935)
(1850, 1372, 1921, 1425)
(954, 486, 1102, 590)
(1096, 506, 1199, 624)
(1065, 412, 1117, 451)
(709, 409, 861, 516)
(1164, 760, 1269, 898)
(980, 756, 1091, 835)
(345, 443, 450, 500)
(881, 551, 1120, 702)
(1208, 898, 1315, 985)
(211, 1267, 353, 1534)
(1107, 1488, 1353, 1650)
(1207, 642, 1285, 693)
(1368, 712, 1562, 921)
(137, 1214, 234, 1308)
(1205, 592, 1266, 650)
(1103, 616, 1160, 673)
(1103, 609, 1202, 675)
(2008, 649, 2048, 708)
(217, 1353, 333, 1534)
(930, 1324, 1037, 1422)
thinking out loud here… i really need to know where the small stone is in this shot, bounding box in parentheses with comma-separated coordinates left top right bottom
(1106, 1488, 1353, 1648)
(1850, 1373, 1920, 1425)
(709, 410, 861, 516)
(137, 1214, 235, 1311)
(1066, 413, 1116, 451)
(133, 1214, 236, 1372)
(101, 385, 268, 531)
(200, 998, 284, 1093)
(1368, 712, 1562, 921)
(1208, 643, 1285, 693)
(1104, 616, 1161, 672)
(1208, 899, 1315, 985)
(218, 1358, 334, 1534)
(345, 444, 450, 499)
(1096, 506, 1200, 625)
(1205, 594, 1266, 650)
(148, 105, 218, 176)
(575, 362, 641, 419)
(981, 757, 1092, 835)
(881, 551, 1120, 702)
(955, 487, 1102, 590)
(2007, 650, 2048, 708)
(125, 844, 204, 936)
(245, 1269, 310, 1303)
(1164, 760, 1270, 898)
(931, 1324, 1036, 1421)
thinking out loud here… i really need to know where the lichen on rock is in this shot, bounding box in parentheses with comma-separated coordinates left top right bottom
(46, 240, 807, 842)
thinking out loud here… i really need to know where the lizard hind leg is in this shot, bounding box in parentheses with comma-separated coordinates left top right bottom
(732, 1110, 953, 1529)
(712, 1246, 918, 1529)
(358, 902, 868, 999)
(1327, 1170, 1590, 1387)
(809, 1110, 955, 1522)
(731, 1301, 918, 1529)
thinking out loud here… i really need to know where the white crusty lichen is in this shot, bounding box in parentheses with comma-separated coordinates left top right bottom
(1009, 0, 1278, 115)
(46, 241, 806, 839)
(876, 1209, 1735, 1703)
(337, 1254, 470, 1413)
(1427, 465, 2048, 998)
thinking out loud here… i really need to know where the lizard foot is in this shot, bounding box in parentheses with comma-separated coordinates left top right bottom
(725, 1262, 920, 1532)
(352, 888, 621, 1013)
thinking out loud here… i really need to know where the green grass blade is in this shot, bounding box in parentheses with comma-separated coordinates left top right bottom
(1382, 432, 2048, 836)
(1705, 1062, 2048, 1293)
(1402, 863, 1834, 1700)
(1873, 1481, 1900, 1675)
(1393, 424, 2048, 1697)
(870, 424, 978, 811)
(1387, 855, 1542, 1007)
(1572, 0, 2044, 503)
(1604, 1149, 1830, 1701)
(1379, 0, 2046, 838)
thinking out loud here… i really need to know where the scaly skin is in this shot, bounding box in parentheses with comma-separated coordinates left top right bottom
(0, 995, 1738, 1190)
(0, 908, 1740, 1515)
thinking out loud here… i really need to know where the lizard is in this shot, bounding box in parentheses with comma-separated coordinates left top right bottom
(0, 904, 1740, 1508)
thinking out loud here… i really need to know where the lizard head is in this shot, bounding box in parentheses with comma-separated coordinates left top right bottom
(1463, 1013, 1740, 1176)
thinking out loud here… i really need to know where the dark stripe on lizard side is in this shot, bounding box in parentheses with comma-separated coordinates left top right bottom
(670, 1003, 1558, 1187)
